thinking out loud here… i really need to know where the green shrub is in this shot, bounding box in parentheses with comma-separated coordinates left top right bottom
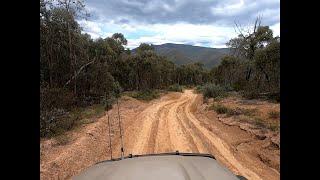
(40, 108, 70, 137)
(209, 103, 257, 118)
(130, 90, 160, 101)
(201, 83, 226, 99)
(52, 110, 80, 136)
(40, 87, 75, 111)
(241, 90, 260, 100)
(239, 108, 257, 116)
(210, 103, 230, 114)
(236, 114, 252, 123)
(269, 124, 279, 131)
(268, 110, 280, 119)
(232, 80, 247, 91)
(267, 92, 280, 102)
(55, 135, 70, 146)
(75, 104, 105, 125)
(241, 85, 280, 102)
(167, 84, 183, 92)
(227, 107, 257, 117)
(40, 104, 105, 138)
(253, 117, 267, 128)
(195, 85, 204, 93)
(225, 108, 241, 116)
(184, 84, 195, 88)
(223, 84, 234, 92)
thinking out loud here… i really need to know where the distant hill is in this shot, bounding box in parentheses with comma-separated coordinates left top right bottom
(133, 43, 230, 69)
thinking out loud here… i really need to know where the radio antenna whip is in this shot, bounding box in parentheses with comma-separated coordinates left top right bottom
(106, 106, 113, 160)
(104, 92, 112, 160)
(116, 97, 125, 159)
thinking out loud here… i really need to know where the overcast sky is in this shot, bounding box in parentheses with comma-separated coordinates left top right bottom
(78, 0, 280, 49)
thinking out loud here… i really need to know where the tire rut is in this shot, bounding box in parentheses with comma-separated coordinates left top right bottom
(131, 95, 181, 154)
(147, 100, 177, 153)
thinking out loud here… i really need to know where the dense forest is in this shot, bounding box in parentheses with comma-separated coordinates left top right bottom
(40, 0, 279, 137)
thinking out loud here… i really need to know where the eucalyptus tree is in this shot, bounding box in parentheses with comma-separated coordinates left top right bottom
(227, 17, 274, 81)
(211, 18, 280, 99)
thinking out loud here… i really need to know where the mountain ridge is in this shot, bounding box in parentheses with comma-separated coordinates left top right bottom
(132, 43, 230, 69)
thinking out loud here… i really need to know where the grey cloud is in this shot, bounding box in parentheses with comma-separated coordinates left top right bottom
(85, 0, 279, 26)
(118, 18, 130, 24)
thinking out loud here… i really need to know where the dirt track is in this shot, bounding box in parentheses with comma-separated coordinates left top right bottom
(40, 90, 279, 180)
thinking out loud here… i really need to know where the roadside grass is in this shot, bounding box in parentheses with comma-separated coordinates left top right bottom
(212, 96, 224, 102)
(268, 123, 280, 131)
(47, 104, 106, 145)
(184, 84, 195, 89)
(43, 104, 105, 139)
(209, 103, 257, 117)
(54, 134, 71, 146)
(202, 88, 280, 132)
(237, 115, 279, 131)
(195, 85, 203, 93)
(62, 104, 104, 128)
(268, 110, 280, 119)
(210, 102, 279, 131)
(121, 91, 138, 98)
(196, 84, 237, 105)
(167, 84, 184, 92)
(76, 104, 105, 122)
(238, 108, 257, 116)
(125, 89, 160, 101)
(209, 103, 230, 114)
(201, 83, 227, 99)
(253, 117, 267, 128)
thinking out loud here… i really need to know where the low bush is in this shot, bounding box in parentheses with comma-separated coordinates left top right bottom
(267, 92, 280, 102)
(55, 134, 70, 146)
(268, 110, 280, 119)
(209, 103, 257, 118)
(241, 90, 260, 100)
(130, 90, 160, 101)
(241, 87, 280, 102)
(84, 104, 105, 118)
(235, 113, 279, 131)
(210, 103, 230, 114)
(40, 108, 69, 137)
(239, 108, 257, 116)
(201, 83, 226, 99)
(253, 117, 267, 128)
(167, 84, 183, 92)
(40, 104, 105, 138)
(40, 87, 75, 111)
(268, 123, 280, 131)
(195, 85, 204, 93)
(225, 108, 241, 116)
(223, 84, 234, 92)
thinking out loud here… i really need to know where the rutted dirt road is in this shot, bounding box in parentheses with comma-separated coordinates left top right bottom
(40, 90, 279, 180)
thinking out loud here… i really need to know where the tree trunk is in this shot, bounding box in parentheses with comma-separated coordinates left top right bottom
(67, 21, 74, 93)
(48, 35, 53, 88)
(246, 67, 252, 81)
(74, 54, 77, 96)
